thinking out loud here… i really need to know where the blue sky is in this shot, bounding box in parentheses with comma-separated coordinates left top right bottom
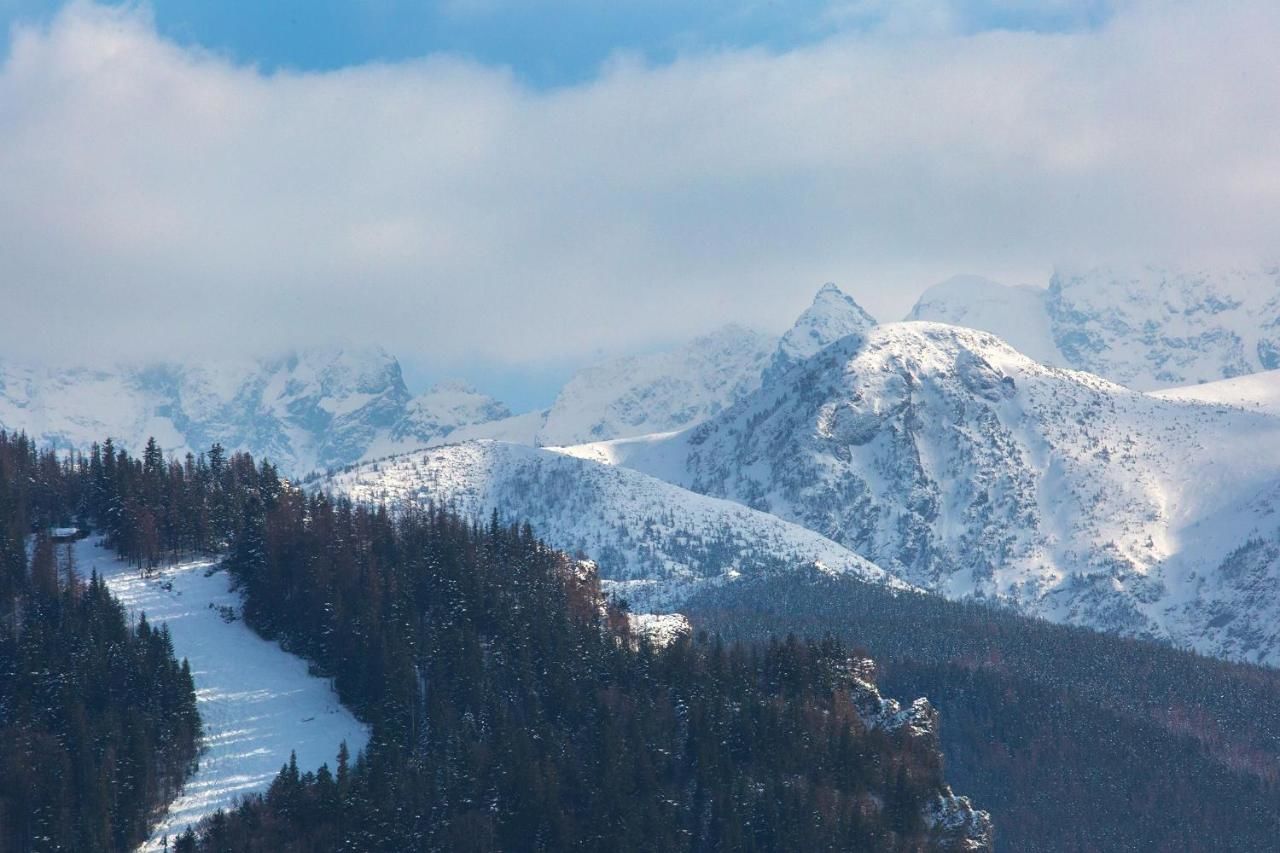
(1, 1, 1115, 86)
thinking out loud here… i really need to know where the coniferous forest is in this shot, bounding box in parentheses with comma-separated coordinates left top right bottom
(1, 431, 984, 852)
(0, 432, 201, 852)
(176, 492, 978, 851)
(688, 570, 1280, 852)
(11, 427, 1280, 851)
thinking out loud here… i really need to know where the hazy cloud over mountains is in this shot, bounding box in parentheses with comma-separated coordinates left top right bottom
(1, 1, 1277, 369)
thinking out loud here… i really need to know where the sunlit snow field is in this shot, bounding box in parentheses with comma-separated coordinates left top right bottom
(74, 538, 369, 851)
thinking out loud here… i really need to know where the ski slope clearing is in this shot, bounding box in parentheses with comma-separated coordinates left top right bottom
(75, 538, 369, 851)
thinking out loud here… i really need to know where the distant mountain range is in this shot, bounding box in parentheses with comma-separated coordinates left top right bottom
(8, 264, 1280, 473)
(0, 347, 510, 474)
(909, 265, 1280, 389)
(0, 297, 788, 474)
(11, 266, 1280, 667)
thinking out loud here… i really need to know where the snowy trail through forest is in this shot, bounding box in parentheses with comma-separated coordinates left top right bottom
(75, 538, 369, 851)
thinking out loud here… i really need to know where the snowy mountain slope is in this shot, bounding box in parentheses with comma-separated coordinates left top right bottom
(453, 285, 873, 448)
(762, 282, 877, 385)
(562, 322, 1280, 664)
(906, 275, 1066, 367)
(1152, 368, 1280, 416)
(450, 324, 776, 448)
(906, 265, 1280, 390)
(539, 324, 775, 443)
(0, 348, 510, 475)
(77, 538, 369, 850)
(0, 323, 773, 471)
(319, 440, 910, 612)
(1047, 265, 1280, 389)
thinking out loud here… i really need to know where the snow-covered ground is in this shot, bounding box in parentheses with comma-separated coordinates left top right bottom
(322, 440, 910, 613)
(74, 538, 369, 851)
(1153, 368, 1280, 416)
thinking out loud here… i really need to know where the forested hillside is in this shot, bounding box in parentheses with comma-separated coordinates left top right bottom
(0, 432, 202, 852)
(174, 492, 989, 851)
(688, 570, 1280, 851)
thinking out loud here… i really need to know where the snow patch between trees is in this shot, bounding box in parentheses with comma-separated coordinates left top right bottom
(74, 539, 369, 851)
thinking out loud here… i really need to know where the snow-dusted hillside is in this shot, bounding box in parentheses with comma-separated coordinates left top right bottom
(0, 348, 509, 475)
(77, 538, 368, 850)
(319, 440, 909, 612)
(564, 321, 1280, 664)
(1153, 369, 1280, 416)
(908, 266, 1280, 390)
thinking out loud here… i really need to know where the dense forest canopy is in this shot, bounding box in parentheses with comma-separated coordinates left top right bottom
(0, 431, 990, 852)
(688, 571, 1280, 852)
(0, 432, 201, 852)
(179, 492, 986, 851)
(15, 425, 1280, 851)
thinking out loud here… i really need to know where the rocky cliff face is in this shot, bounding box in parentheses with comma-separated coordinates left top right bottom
(847, 656, 993, 851)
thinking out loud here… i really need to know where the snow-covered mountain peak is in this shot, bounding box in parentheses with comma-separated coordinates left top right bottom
(393, 382, 511, 443)
(568, 319, 1280, 665)
(764, 282, 877, 385)
(1045, 264, 1280, 388)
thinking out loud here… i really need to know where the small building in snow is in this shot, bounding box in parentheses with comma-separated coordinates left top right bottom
(49, 527, 82, 543)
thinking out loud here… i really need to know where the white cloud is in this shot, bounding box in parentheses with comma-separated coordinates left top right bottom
(0, 0, 1277, 369)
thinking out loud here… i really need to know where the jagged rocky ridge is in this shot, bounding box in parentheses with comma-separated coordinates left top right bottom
(762, 281, 877, 385)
